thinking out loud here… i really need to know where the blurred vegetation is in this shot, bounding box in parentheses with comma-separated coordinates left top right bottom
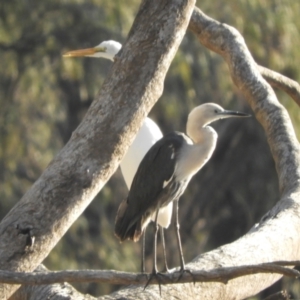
(0, 0, 299, 298)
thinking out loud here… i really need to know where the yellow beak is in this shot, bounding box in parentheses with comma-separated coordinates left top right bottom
(63, 47, 105, 57)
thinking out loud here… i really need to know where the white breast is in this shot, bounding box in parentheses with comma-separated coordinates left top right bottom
(175, 127, 217, 181)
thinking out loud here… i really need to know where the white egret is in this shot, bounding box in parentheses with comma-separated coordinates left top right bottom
(63, 40, 173, 271)
(115, 103, 250, 276)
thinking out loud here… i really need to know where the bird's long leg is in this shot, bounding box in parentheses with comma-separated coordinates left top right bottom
(174, 199, 186, 271)
(173, 199, 195, 283)
(152, 209, 160, 274)
(144, 209, 165, 294)
(160, 226, 170, 273)
(141, 227, 146, 273)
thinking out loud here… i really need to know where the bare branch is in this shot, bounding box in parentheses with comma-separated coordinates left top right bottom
(258, 65, 300, 107)
(1, 262, 300, 287)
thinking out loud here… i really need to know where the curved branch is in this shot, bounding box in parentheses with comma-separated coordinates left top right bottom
(189, 8, 300, 195)
(258, 65, 300, 107)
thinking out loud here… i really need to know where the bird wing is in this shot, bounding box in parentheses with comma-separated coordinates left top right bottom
(115, 132, 187, 241)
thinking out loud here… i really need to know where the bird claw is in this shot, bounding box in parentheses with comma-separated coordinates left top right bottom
(176, 268, 196, 285)
(144, 271, 168, 295)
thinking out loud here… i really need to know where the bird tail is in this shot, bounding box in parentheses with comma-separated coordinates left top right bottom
(114, 199, 143, 242)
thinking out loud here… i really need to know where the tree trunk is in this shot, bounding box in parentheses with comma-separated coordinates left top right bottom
(0, 0, 196, 298)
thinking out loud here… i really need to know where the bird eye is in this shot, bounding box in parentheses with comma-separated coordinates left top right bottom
(214, 109, 219, 113)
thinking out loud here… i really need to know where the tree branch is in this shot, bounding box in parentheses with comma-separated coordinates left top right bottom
(258, 65, 300, 107)
(2, 262, 300, 286)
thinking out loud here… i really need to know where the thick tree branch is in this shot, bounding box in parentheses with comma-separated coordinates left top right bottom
(258, 65, 300, 107)
(0, 0, 196, 298)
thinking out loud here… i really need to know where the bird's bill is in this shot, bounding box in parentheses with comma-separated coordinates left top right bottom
(63, 46, 106, 57)
(220, 110, 251, 117)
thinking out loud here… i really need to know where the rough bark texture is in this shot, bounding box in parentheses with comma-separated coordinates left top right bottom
(189, 8, 300, 195)
(11, 283, 89, 300)
(0, 0, 196, 298)
(10, 266, 93, 300)
(258, 65, 300, 107)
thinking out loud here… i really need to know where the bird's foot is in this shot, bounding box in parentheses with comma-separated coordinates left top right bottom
(176, 267, 196, 284)
(161, 266, 172, 274)
(144, 270, 169, 295)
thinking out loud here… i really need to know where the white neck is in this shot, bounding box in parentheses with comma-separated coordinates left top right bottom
(186, 121, 217, 144)
(175, 126, 218, 181)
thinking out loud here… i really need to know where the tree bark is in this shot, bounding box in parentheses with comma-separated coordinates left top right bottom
(7, 262, 300, 300)
(10, 265, 94, 300)
(0, 0, 196, 298)
(258, 65, 300, 107)
(3, 261, 300, 286)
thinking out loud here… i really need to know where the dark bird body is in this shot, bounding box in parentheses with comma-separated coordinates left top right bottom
(115, 132, 190, 242)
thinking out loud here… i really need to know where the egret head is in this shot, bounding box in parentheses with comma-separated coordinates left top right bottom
(187, 103, 250, 140)
(188, 103, 249, 126)
(63, 40, 122, 61)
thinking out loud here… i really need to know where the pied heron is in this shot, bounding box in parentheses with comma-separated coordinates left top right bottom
(63, 40, 173, 271)
(115, 103, 250, 276)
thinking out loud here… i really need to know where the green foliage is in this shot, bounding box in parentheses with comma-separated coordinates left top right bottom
(0, 0, 299, 297)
